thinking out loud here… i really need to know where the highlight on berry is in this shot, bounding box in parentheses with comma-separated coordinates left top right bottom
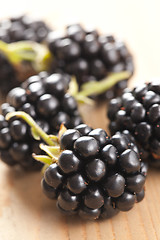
(107, 80, 160, 168)
(5, 111, 148, 220)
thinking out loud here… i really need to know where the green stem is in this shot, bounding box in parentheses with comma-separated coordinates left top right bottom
(76, 71, 130, 98)
(32, 154, 54, 165)
(0, 40, 52, 72)
(6, 111, 55, 146)
(39, 144, 60, 160)
(0, 40, 35, 63)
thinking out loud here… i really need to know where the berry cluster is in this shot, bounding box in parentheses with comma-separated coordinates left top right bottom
(0, 72, 82, 169)
(47, 24, 134, 99)
(0, 18, 150, 221)
(0, 15, 50, 43)
(108, 80, 160, 167)
(41, 124, 147, 220)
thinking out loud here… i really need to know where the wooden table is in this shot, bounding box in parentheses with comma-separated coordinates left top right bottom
(1, 1, 160, 239)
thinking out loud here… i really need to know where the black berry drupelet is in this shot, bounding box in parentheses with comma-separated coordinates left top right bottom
(9, 111, 147, 220)
(47, 24, 134, 100)
(0, 72, 83, 170)
(36, 124, 147, 219)
(107, 80, 160, 167)
(0, 15, 50, 43)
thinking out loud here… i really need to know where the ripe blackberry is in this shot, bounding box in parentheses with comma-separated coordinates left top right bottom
(107, 80, 160, 167)
(0, 15, 50, 43)
(47, 24, 134, 100)
(0, 72, 83, 169)
(7, 112, 147, 220)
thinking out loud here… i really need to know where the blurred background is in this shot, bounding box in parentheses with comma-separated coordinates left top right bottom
(1, 0, 160, 87)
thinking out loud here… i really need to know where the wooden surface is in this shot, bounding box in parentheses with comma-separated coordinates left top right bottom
(1, 1, 160, 239)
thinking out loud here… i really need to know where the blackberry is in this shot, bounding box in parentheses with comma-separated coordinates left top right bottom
(7, 112, 147, 220)
(107, 80, 160, 167)
(0, 15, 50, 43)
(47, 24, 134, 100)
(0, 72, 82, 169)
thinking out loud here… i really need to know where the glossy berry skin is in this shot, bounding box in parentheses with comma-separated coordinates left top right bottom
(50, 112, 70, 130)
(67, 173, 87, 194)
(103, 174, 125, 197)
(0, 15, 50, 43)
(119, 149, 140, 173)
(107, 81, 160, 167)
(74, 136, 99, 158)
(79, 206, 101, 220)
(37, 94, 59, 117)
(84, 186, 104, 209)
(85, 159, 106, 181)
(10, 120, 27, 141)
(60, 129, 81, 150)
(101, 196, 119, 219)
(88, 128, 109, 147)
(111, 134, 128, 153)
(56, 202, 77, 216)
(75, 124, 92, 135)
(44, 73, 69, 97)
(101, 144, 117, 166)
(0, 72, 83, 169)
(126, 173, 145, 193)
(62, 94, 78, 113)
(7, 87, 27, 108)
(57, 188, 79, 211)
(42, 124, 147, 220)
(26, 81, 45, 102)
(55, 38, 81, 60)
(44, 163, 64, 188)
(67, 24, 85, 43)
(58, 150, 81, 174)
(47, 24, 134, 100)
(115, 192, 136, 211)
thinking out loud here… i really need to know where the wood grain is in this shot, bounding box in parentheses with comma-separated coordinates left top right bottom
(0, 1, 160, 239)
(1, 162, 160, 240)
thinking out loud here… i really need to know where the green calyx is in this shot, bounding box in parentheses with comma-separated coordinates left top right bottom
(69, 71, 131, 105)
(0, 40, 52, 73)
(6, 111, 64, 166)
